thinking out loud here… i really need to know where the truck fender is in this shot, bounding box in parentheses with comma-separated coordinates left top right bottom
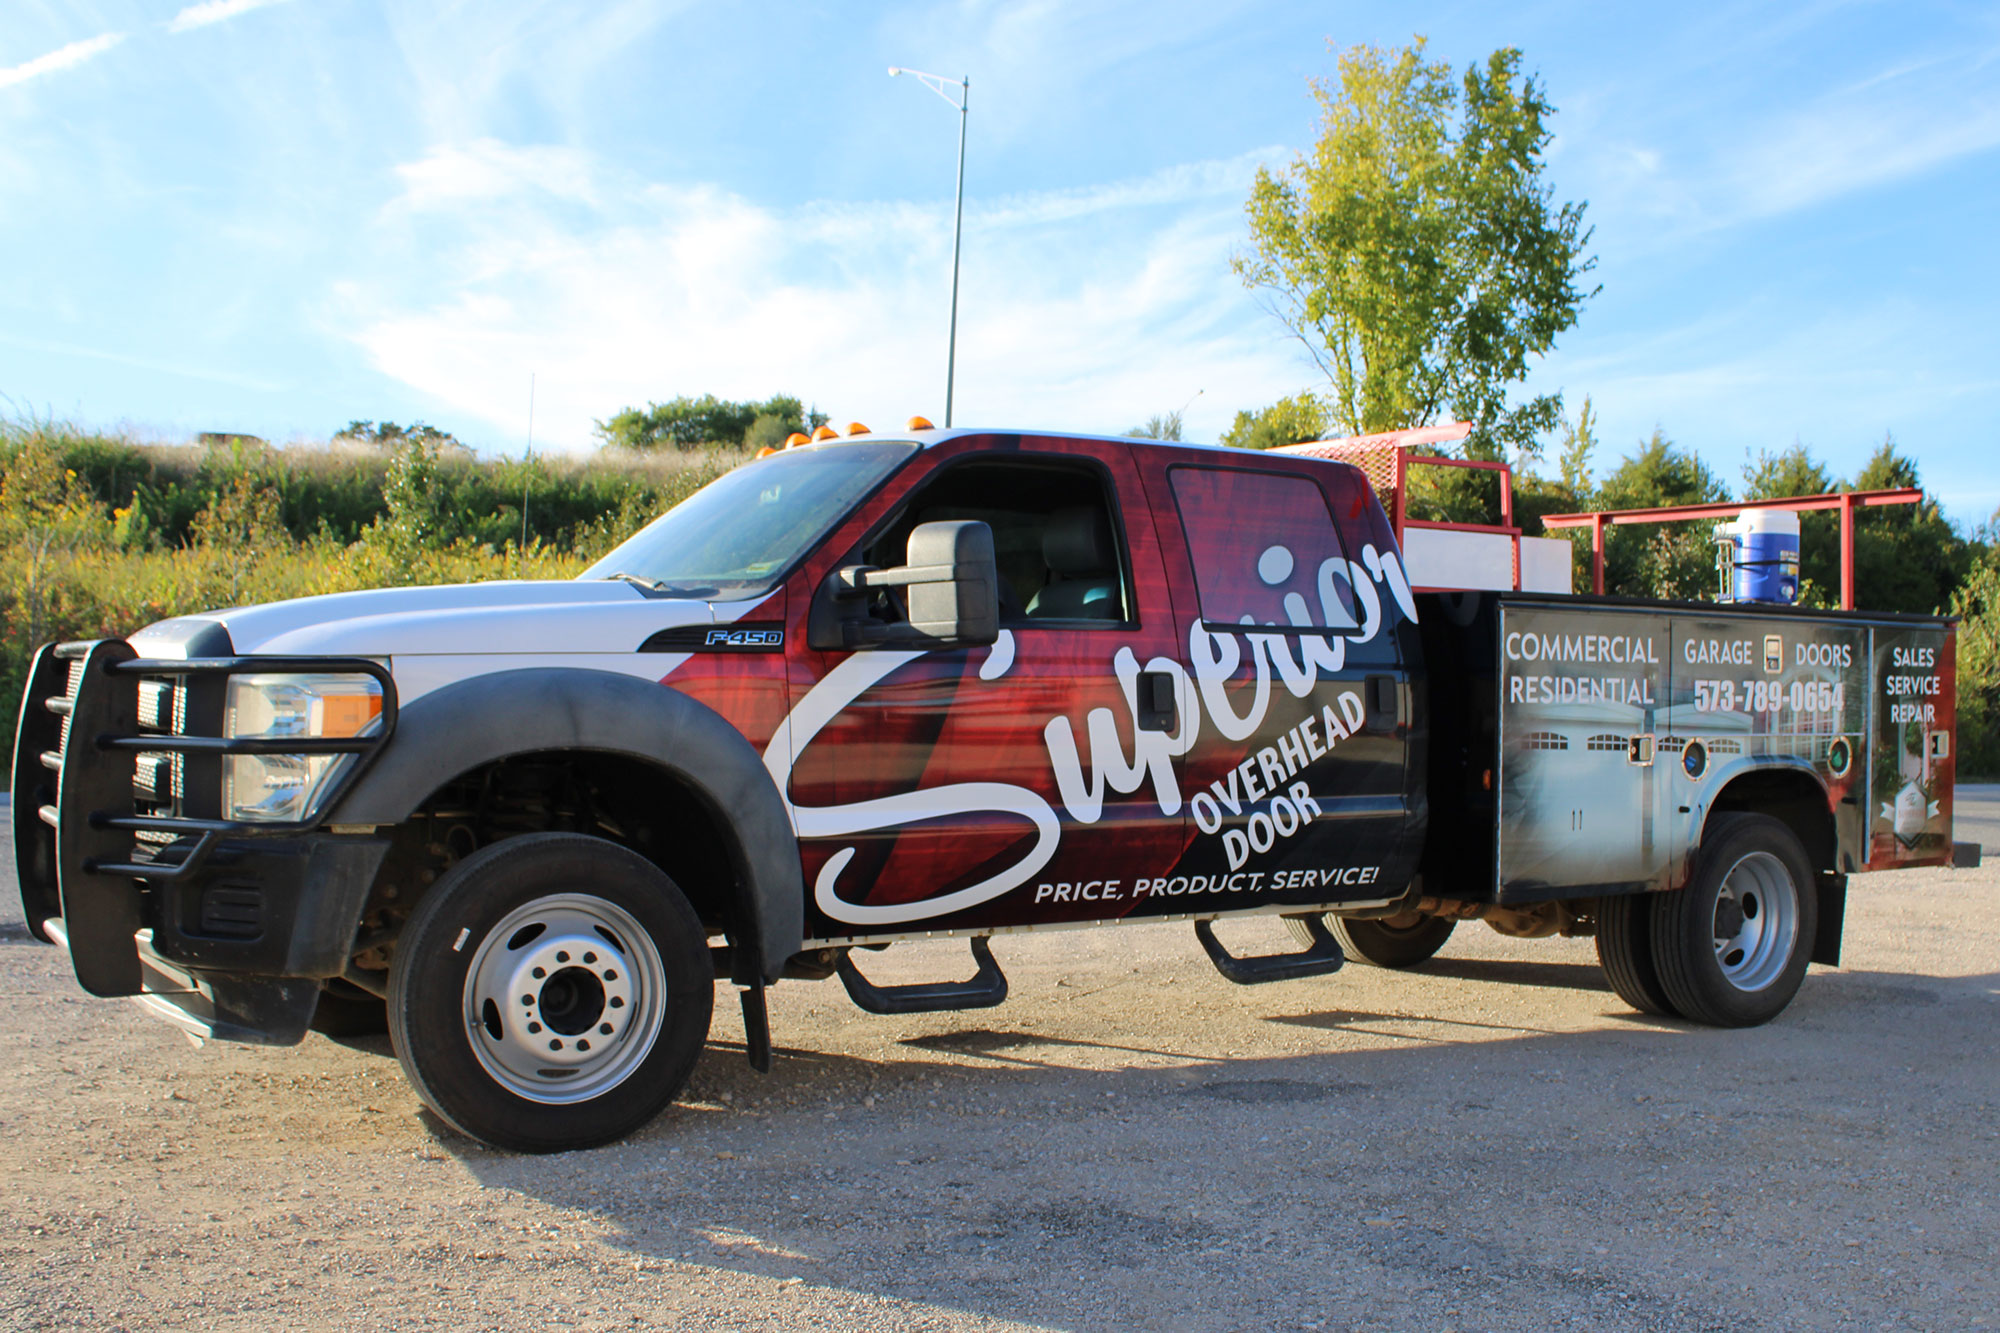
(327, 667, 802, 985)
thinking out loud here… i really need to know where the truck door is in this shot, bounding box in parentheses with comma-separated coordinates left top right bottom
(1134, 457, 1426, 912)
(777, 437, 1190, 941)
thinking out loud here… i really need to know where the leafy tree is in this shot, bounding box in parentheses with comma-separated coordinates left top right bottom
(1125, 410, 1186, 442)
(335, 420, 466, 453)
(1590, 428, 1729, 599)
(1555, 396, 1599, 495)
(1220, 393, 1331, 450)
(192, 472, 289, 606)
(1954, 536, 2000, 777)
(595, 394, 823, 451)
(1234, 39, 1596, 461)
(363, 432, 451, 561)
(1845, 436, 1970, 615)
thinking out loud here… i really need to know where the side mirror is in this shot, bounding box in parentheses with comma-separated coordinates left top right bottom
(807, 519, 1000, 650)
(900, 520, 999, 644)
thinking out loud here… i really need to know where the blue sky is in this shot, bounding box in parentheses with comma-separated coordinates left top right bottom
(4, 1, 1998, 529)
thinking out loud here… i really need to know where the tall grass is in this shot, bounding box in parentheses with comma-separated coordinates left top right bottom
(0, 417, 748, 778)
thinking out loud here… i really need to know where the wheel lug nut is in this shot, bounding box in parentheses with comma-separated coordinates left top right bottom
(532, 967, 546, 979)
(527, 1022, 541, 1033)
(577, 1040, 591, 1051)
(603, 969, 619, 982)
(609, 997, 624, 1009)
(549, 1039, 562, 1051)
(583, 952, 597, 964)
(556, 951, 570, 963)
(599, 1023, 613, 1036)
(521, 995, 533, 1005)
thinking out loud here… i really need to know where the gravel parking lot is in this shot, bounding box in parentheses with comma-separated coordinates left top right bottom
(3, 791, 1996, 1332)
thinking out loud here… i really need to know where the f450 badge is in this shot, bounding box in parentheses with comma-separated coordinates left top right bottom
(640, 622, 786, 652)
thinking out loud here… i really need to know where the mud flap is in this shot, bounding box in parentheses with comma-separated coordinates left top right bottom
(1812, 875, 1847, 968)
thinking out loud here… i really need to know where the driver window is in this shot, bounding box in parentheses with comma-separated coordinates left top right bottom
(861, 459, 1133, 626)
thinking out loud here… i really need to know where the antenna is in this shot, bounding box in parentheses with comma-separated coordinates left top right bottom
(521, 373, 535, 562)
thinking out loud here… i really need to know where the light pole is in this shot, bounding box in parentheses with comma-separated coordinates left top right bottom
(889, 66, 968, 427)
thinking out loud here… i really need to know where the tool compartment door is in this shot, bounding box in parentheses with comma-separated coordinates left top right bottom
(1496, 602, 1672, 897)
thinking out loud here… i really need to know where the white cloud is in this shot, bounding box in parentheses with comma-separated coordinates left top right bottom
(391, 140, 602, 211)
(1574, 43, 2000, 245)
(0, 32, 125, 89)
(168, 0, 290, 34)
(337, 144, 1307, 451)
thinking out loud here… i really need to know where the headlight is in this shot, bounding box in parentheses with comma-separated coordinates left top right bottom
(222, 673, 384, 823)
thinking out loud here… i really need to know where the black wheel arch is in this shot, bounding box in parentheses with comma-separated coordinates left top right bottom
(327, 667, 802, 985)
(1702, 765, 1837, 877)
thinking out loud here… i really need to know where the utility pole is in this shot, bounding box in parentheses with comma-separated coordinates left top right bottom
(890, 67, 969, 426)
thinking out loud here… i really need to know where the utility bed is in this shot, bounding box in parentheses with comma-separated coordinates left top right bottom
(1418, 591, 1958, 905)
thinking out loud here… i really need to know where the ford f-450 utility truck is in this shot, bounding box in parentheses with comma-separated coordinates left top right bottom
(12, 427, 1965, 1151)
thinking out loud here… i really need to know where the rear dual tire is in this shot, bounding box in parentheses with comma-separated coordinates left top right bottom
(1597, 813, 1816, 1027)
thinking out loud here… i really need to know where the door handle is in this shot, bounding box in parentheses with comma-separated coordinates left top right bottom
(1137, 670, 1177, 733)
(1365, 673, 1398, 730)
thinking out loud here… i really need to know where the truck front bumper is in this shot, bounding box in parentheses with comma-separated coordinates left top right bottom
(12, 638, 395, 1044)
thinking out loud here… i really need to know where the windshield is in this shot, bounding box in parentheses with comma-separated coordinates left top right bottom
(580, 440, 920, 599)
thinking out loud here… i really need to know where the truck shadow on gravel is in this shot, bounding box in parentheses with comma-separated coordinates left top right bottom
(431, 966, 1999, 1333)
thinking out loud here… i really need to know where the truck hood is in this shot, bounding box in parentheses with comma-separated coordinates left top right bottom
(128, 581, 718, 658)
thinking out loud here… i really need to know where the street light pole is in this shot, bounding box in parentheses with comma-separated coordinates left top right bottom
(889, 66, 969, 427)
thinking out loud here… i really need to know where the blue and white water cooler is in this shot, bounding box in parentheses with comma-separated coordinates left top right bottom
(1718, 510, 1801, 605)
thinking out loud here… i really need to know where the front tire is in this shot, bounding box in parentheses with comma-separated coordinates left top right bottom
(1651, 813, 1817, 1028)
(1287, 911, 1456, 968)
(388, 833, 713, 1153)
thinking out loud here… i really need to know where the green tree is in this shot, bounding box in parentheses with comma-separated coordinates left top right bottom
(596, 394, 821, 451)
(1125, 410, 1186, 442)
(1591, 428, 1730, 599)
(1234, 39, 1596, 460)
(1219, 393, 1331, 450)
(334, 420, 466, 453)
(1954, 537, 2000, 777)
(363, 432, 451, 561)
(192, 472, 290, 606)
(1845, 436, 1970, 615)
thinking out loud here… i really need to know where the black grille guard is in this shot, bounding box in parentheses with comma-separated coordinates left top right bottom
(10, 638, 396, 996)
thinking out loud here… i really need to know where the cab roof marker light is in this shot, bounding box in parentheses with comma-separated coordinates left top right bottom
(845, 422, 870, 436)
(812, 425, 839, 442)
(784, 432, 810, 449)
(907, 415, 935, 430)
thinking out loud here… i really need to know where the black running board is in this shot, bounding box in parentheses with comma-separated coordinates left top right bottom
(1195, 916, 1345, 985)
(838, 936, 1008, 1014)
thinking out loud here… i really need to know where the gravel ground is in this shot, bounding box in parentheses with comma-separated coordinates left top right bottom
(2, 793, 1996, 1333)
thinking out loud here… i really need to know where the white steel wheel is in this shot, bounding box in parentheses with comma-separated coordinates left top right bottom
(1651, 813, 1818, 1028)
(1708, 851, 1799, 994)
(462, 894, 668, 1104)
(389, 833, 713, 1153)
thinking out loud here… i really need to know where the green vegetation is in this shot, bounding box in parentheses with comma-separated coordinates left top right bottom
(1, 416, 747, 772)
(594, 394, 827, 451)
(1234, 38, 1596, 460)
